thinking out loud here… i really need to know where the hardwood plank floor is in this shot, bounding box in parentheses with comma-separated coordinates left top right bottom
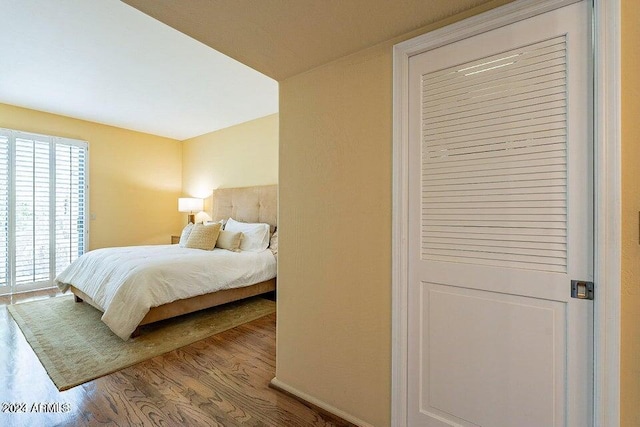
(0, 290, 352, 427)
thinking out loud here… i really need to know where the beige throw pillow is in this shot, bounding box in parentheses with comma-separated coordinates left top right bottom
(185, 222, 221, 250)
(215, 230, 243, 251)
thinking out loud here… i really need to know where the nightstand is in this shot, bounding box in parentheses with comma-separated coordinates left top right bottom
(171, 235, 180, 244)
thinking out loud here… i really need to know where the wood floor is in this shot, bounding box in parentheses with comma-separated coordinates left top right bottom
(0, 290, 351, 427)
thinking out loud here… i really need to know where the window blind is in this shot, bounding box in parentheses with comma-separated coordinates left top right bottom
(0, 129, 88, 294)
(55, 143, 86, 272)
(0, 135, 8, 289)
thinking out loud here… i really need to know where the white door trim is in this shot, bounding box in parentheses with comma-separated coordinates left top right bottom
(391, 0, 621, 425)
(592, 0, 621, 425)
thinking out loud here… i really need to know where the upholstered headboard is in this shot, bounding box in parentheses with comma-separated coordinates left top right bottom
(210, 185, 277, 230)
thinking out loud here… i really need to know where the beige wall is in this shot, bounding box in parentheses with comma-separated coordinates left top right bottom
(277, 2, 511, 425)
(279, 45, 392, 426)
(621, 0, 640, 424)
(0, 103, 183, 249)
(181, 113, 278, 198)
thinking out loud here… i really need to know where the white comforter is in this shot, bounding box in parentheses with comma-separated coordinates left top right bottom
(55, 245, 277, 340)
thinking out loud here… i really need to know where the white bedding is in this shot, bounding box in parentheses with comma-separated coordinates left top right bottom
(55, 245, 277, 340)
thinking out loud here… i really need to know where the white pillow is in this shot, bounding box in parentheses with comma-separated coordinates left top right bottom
(225, 218, 270, 252)
(269, 229, 278, 258)
(178, 223, 194, 247)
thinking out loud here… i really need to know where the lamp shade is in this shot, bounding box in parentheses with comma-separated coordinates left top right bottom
(178, 197, 203, 213)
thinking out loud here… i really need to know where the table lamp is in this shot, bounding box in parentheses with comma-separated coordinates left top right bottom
(178, 197, 203, 224)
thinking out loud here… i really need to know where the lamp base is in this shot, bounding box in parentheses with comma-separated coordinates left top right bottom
(187, 214, 195, 224)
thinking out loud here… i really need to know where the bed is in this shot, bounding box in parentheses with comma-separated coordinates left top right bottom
(55, 185, 277, 340)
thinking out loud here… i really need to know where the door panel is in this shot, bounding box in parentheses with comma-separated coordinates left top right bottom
(423, 283, 564, 427)
(407, 2, 592, 426)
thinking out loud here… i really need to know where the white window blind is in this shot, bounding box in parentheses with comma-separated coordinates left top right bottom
(0, 135, 8, 289)
(56, 143, 86, 272)
(0, 129, 88, 294)
(421, 36, 568, 273)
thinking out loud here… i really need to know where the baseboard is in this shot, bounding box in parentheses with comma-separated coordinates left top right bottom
(269, 377, 373, 427)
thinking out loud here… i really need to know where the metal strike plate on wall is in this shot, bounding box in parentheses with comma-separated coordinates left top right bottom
(571, 280, 594, 300)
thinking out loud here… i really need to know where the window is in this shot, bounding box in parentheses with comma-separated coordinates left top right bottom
(0, 129, 88, 295)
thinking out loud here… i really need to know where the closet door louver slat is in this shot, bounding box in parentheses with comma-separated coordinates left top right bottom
(421, 35, 568, 273)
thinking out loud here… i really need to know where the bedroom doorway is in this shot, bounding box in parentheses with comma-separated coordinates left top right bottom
(391, 0, 612, 425)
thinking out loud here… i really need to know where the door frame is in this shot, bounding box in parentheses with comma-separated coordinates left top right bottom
(391, 0, 621, 425)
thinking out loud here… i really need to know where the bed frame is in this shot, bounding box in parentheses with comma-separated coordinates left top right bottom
(70, 184, 278, 338)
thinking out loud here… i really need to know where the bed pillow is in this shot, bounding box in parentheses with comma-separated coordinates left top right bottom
(224, 218, 270, 252)
(269, 229, 278, 258)
(178, 223, 194, 247)
(185, 222, 222, 250)
(215, 230, 243, 252)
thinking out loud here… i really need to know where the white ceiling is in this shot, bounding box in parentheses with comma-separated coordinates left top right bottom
(0, 0, 278, 140)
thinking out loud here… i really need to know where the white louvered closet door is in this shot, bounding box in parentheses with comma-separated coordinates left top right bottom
(407, 2, 592, 427)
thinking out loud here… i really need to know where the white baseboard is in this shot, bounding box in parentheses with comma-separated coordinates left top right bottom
(269, 377, 374, 427)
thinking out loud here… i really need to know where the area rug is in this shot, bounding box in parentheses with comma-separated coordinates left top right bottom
(7, 295, 276, 391)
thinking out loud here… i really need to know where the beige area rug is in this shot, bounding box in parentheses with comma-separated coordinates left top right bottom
(7, 295, 276, 391)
